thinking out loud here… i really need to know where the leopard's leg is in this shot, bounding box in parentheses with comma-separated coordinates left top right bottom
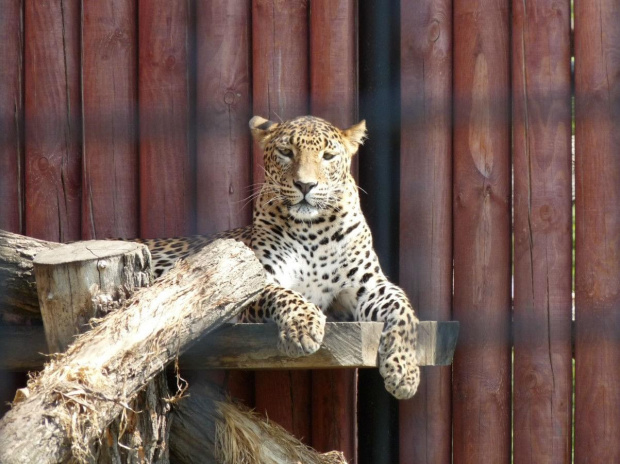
(239, 284, 326, 358)
(355, 281, 420, 399)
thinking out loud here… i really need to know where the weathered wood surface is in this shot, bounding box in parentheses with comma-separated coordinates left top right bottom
(0, 230, 60, 322)
(399, 1, 454, 462)
(34, 240, 152, 353)
(184, 321, 459, 369)
(0, 321, 459, 371)
(0, 239, 265, 464)
(170, 380, 347, 464)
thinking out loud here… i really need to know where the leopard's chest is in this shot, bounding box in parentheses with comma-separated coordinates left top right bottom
(254, 228, 352, 309)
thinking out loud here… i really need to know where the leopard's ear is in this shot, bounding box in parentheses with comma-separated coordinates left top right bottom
(249, 116, 278, 146)
(342, 120, 367, 155)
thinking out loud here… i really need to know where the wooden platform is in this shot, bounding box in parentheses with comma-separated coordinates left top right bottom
(0, 321, 458, 371)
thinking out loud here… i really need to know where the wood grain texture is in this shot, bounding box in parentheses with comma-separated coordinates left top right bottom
(24, 0, 81, 242)
(82, 0, 138, 239)
(452, 1, 512, 463)
(0, 239, 265, 463)
(309, 2, 358, 458)
(0, 0, 24, 234)
(138, 0, 193, 238)
(33, 240, 151, 353)
(0, 321, 459, 371)
(195, 0, 252, 235)
(574, 0, 620, 462)
(251, 0, 312, 440)
(251, 0, 309, 187)
(398, 1, 453, 463)
(512, 1, 573, 463)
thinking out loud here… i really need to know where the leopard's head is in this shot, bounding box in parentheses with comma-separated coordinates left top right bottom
(250, 115, 366, 221)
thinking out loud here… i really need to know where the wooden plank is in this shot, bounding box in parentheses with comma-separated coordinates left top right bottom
(0, 0, 24, 234)
(24, 0, 81, 242)
(398, 1, 453, 463)
(452, 1, 512, 463)
(0, 321, 459, 370)
(82, 0, 138, 239)
(512, 2, 573, 463)
(195, 0, 252, 235)
(251, 0, 309, 187)
(309, 2, 358, 458)
(255, 371, 312, 444)
(138, 0, 193, 238)
(574, 0, 620, 462)
(251, 0, 311, 437)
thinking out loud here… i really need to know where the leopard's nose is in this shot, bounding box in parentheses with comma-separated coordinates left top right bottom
(294, 180, 318, 195)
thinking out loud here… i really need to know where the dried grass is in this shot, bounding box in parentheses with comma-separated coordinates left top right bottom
(215, 399, 348, 464)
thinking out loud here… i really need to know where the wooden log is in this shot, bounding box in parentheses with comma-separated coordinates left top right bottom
(512, 1, 573, 463)
(33, 241, 152, 354)
(0, 239, 265, 463)
(452, 1, 512, 463)
(574, 1, 620, 462)
(170, 380, 346, 464)
(399, 1, 453, 462)
(0, 230, 61, 322)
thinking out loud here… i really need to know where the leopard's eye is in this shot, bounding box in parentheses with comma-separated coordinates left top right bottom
(278, 148, 293, 159)
(323, 152, 337, 161)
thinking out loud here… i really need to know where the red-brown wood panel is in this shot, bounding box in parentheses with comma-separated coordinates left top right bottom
(0, 0, 24, 234)
(82, 0, 138, 239)
(251, 0, 309, 187)
(452, 1, 512, 463)
(512, 1, 573, 463)
(309, 1, 358, 460)
(195, 0, 252, 235)
(574, 0, 620, 462)
(398, 1, 453, 463)
(251, 0, 312, 442)
(138, 0, 193, 238)
(24, 0, 81, 242)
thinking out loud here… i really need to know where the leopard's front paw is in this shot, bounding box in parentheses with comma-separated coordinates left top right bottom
(378, 325, 420, 400)
(277, 303, 326, 358)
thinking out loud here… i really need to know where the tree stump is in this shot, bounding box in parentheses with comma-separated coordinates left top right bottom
(0, 239, 265, 463)
(33, 240, 152, 353)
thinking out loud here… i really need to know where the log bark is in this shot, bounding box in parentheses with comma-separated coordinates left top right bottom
(0, 238, 265, 463)
(33, 241, 152, 353)
(0, 230, 60, 323)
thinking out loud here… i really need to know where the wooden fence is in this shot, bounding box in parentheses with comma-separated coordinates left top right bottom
(1, 1, 619, 463)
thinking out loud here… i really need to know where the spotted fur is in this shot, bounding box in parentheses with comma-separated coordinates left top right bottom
(140, 115, 420, 399)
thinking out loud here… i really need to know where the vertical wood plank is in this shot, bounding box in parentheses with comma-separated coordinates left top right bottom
(255, 371, 312, 444)
(398, 1, 453, 463)
(309, 1, 358, 460)
(251, 0, 309, 187)
(252, 0, 312, 442)
(138, 0, 193, 238)
(82, 0, 138, 239)
(452, 1, 512, 463)
(195, 0, 252, 235)
(24, 0, 81, 242)
(574, 0, 620, 462)
(0, 0, 24, 234)
(512, 1, 573, 463)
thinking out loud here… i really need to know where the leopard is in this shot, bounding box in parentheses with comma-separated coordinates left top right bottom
(139, 115, 420, 400)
